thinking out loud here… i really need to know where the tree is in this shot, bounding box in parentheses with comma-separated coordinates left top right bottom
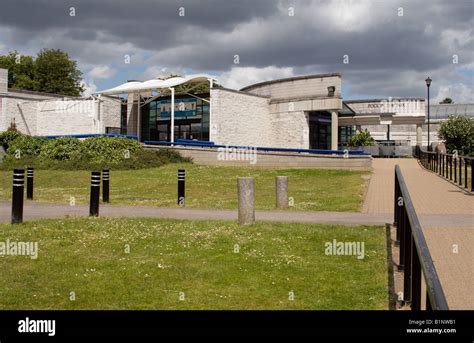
(440, 97, 453, 104)
(438, 115, 474, 156)
(0, 51, 38, 90)
(0, 49, 84, 96)
(34, 49, 84, 96)
(348, 129, 375, 147)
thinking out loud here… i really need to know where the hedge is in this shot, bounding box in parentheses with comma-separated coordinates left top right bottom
(0, 133, 191, 170)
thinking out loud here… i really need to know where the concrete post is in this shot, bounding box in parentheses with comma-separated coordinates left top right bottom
(275, 176, 288, 208)
(237, 177, 255, 225)
(416, 124, 423, 146)
(331, 111, 339, 150)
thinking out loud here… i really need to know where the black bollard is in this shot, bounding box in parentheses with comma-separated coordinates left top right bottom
(177, 169, 185, 206)
(11, 169, 25, 224)
(102, 169, 110, 203)
(26, 167, 34, 200)
(89, 171, 101, 217)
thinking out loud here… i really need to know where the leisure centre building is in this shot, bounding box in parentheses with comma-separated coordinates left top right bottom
(2, 67, 471, 151)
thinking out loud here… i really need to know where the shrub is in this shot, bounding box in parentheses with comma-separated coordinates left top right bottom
(348, 129, 375, 147)
(0, 129, 23, 150)
(438, 115, 474, 156)
(0, 135, 192, 170)
(6, 135, 47, 158)
(79, 136, 142, 168)
(39, 137, 82, 160)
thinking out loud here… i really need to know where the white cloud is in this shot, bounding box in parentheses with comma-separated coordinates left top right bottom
(433, 83, 474, 104)
(218, 66, 294, 90)
(81, 79, 97, 97)
(88, 65, 117, 79)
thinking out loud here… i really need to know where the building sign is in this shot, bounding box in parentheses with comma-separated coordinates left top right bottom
(159, 98, 197, 118)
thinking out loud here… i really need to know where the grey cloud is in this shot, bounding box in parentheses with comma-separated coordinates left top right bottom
(0, 0, 472, 99)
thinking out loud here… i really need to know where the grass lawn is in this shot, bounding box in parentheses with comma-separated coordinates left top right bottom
(0, 163, 369, 212)
(0, 217, 388, 310)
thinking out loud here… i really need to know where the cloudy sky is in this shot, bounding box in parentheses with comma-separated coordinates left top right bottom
(0, 0, 472, 102)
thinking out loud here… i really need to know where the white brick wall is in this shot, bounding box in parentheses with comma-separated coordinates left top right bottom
(0, 68, 7, 94)
(210, 88, 273, 146)
(0, 90, 120, 135)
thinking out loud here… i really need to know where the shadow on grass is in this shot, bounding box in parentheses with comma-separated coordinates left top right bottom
(385, 223, 397, 310)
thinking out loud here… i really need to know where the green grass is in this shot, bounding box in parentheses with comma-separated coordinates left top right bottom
(0, 163, 369, 212)
(0, 217, 388, 310)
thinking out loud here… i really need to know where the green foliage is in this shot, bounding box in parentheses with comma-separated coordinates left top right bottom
(6, 135, 47, 158)
(438, 115, 474, 155)
(39, 137, 82, 160)
(0, 135, 190, 170)
(34, 49, 84, 96)
(79, 136, 142, 168)
(348, 129, 375, 147)
(0, 128, 23, 150)
(440, 97, 453, 104)
(0, 49, 84, 96)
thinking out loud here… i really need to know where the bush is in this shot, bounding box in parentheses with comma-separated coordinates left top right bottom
(39, 137, 82, 160)
(0, 129, 23, 150)
(78, 136, 143, 168)
(6, 135, 47, 158)
(438, 115, 474, 156)
(0, 134, 191, 170)
(348, 129, 375, 147)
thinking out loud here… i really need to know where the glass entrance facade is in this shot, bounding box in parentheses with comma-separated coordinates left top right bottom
(140, 93, 210, 142)
(308, 111, 332, 149)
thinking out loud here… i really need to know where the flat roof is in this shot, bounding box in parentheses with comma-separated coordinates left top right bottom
(344, 98, 425, 103)
(240, 73, 342, 92)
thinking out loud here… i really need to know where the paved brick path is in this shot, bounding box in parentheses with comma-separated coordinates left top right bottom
(363, 158, 474, 310)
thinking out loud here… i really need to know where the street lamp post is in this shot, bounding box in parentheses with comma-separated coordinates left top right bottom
(425, 77, 432, 150)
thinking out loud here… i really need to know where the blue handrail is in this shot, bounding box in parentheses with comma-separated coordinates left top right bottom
(144, 140, 370, 155)
(35, 134, 139, 140)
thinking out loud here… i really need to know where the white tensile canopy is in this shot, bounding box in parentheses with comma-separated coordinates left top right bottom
(95, 74, 217, 142)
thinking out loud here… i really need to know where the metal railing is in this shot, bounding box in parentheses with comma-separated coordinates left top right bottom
(394, 165, 449, 310)
(416, 146, 473, 192)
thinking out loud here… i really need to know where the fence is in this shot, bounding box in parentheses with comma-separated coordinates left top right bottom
(394, 165, 449, 310)
(144, 139, 370, 156)
(416, 146, 473, 192)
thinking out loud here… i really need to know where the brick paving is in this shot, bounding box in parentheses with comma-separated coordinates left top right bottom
(364, 158, 474, 309)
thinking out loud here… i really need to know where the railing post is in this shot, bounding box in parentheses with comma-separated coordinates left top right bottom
(403, 211, 412, 305)
(426, 292, 432, 311)
(458, 158, 462, 186)
(471, 160, 474, 192)
(394, 172, 398, 226)
(411, 241, 422, 310)
(454, 158, 457, 183)
(465, 158, 468, 189)
(442, 155, 445, 177)
(438, 153, 441, 175)
(398, 200, 406, 270)
(449, 156, 453, 180)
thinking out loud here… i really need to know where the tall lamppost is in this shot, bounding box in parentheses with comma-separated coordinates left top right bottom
(425, 77, 432, 150)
